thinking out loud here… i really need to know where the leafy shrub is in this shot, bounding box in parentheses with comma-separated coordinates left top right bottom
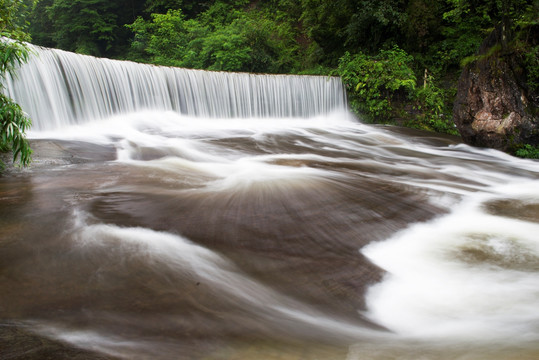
(127, 9, 190, 67)
(412, 75, 458, 134)
(0, 39, 33, 168)
(334, 46, 458, 134)
(333, 46, 416, 121)
(0, 92, 32, 168)
(515, 144, 539, 159)
(1, 0, 33, 169)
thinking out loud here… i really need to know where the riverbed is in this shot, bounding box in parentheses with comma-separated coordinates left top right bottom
(1, 111, 538, 359)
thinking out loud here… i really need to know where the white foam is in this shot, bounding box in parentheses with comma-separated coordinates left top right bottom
(70, 211, 376, 339)
(361, 181, 539, 343)
(6, 45, 348, 130)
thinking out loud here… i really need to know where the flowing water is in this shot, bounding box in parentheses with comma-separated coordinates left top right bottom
(1, 45, 538, 360)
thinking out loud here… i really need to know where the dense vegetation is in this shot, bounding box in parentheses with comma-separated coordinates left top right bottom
(1, 0, 538, 166)
(0, 0, 32, 168)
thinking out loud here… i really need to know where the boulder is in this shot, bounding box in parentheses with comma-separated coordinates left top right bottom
(453, 25, 539, 152)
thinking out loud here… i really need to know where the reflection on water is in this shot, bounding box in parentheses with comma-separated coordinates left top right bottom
(1, 111, 538, 359)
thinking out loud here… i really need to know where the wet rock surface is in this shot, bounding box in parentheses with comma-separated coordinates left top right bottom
(453, 25, 539, 152)
(1, 125, 537, 359)
(0, 322, 116, 360)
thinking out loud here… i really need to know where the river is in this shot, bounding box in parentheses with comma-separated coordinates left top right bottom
(1, 45, 538, 360)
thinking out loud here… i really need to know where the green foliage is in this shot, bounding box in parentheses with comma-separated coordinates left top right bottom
(345, 0, 408, 53)
(127, 2, 300, 73)
(412, 76, 458, 134)
(27, 0, 148, 57)
(235, 11, 300, 73)
(334, 46, 416, 121)
(12, 0, 539, 151)
(26, 0, 56, 48)
(0, 92, 32, 168)
(514, 144, 539, 159)
(196, 1, 248, 29)
(334, 46, 458, 133)
(404, 0, 443, 52)
(299, 0, 354, 65)
(1, 0, 31, 42)
(143, 0, 185, 15)
(0, 0, 33, 169)
(297, 65, 332, 76)
(523, 44, 539, 93)
(516, 3, 539, 94)
(46, 0, 120, 56)
(199, 20, 251, 72)
(128, 9, 189, 66)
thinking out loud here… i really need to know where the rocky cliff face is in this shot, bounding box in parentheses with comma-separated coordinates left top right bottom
(453, 25, 538, 152)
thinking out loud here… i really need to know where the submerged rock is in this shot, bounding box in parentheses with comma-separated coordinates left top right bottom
(453, 25, 539, 152)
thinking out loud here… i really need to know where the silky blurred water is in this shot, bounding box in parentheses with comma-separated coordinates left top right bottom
(1, 110, 538, 359)
(1, 43, 538, 359)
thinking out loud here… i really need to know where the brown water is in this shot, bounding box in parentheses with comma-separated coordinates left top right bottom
(1, 113, 538, 359)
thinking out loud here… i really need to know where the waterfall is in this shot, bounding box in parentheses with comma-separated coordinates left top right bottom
(3, 44, 348, 131)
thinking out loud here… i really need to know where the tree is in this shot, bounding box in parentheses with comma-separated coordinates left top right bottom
(0, 0, 32, 169)
(127, 8, 192, 66)
(345, 0, 408, 53)
(127, 2, 301, 73)
(334, 46, 416, 121)
(403, 0, 444, 52)
(26, 0, 56, 48)
(40, 0, 148, 57)
(143, 0, 185, 15)
(46, 0, 119, 56)
(299, 0, 354, 65)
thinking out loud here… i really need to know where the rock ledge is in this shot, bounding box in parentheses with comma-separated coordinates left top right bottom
(453, 25, 538, 152)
